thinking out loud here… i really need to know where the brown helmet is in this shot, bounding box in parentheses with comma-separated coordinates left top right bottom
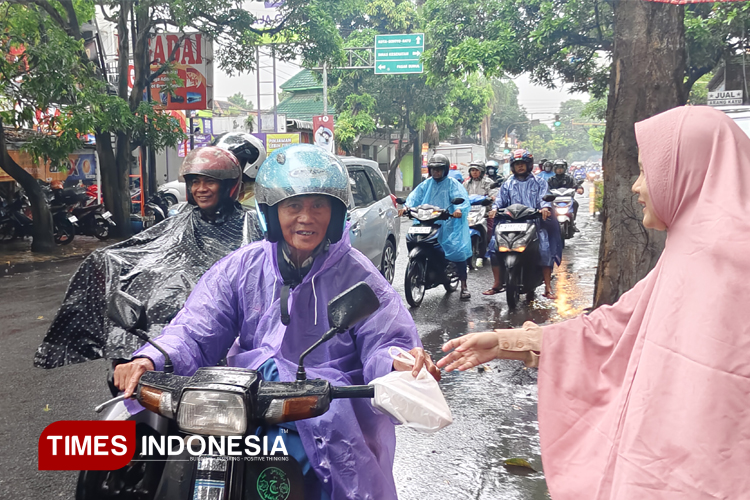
(178, 147, 243, 203)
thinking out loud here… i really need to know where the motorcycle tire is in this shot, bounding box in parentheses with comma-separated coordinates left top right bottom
(443, 262, 459, 293)
(404, 259, 426, 307)
(93, 216, 110, 240)
(54, 218, 75, 245)
(163, 193, 178, 207)
(506, 267, 521, 309)
(468, 237, 479, 270)
(0, 220, 18, 242)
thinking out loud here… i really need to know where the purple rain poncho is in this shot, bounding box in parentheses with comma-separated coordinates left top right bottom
(134, 232, 421, 500)
(405, 176, 472, 262)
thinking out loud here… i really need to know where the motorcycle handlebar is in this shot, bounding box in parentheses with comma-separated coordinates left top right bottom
(331, 385, 375, 399)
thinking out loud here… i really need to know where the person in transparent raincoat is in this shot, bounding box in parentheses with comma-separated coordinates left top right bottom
(34, 146, 262, 369)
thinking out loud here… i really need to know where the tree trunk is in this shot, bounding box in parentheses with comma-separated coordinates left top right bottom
(387, 120, 409, 192)
(96, 130, 132, 237)
(0, 126, 56, 253)
(593, 0, 686, 307)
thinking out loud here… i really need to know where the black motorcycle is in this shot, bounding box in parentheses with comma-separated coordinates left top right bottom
(493, 203, 550, 308)
(78, 283, 380, 500)
(72, 203, 115, 240)
(398, 197, 464, 308)
(0, 190, 77, 245)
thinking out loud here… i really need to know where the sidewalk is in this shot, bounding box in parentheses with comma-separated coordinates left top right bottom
(0, 236, 118, 275)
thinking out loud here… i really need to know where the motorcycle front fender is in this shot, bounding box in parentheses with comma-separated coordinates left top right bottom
(503, 253, 520, 270)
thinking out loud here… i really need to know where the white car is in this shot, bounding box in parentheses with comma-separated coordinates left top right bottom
(157, 180, 186, 206)
(340, 157, 401, 284)
(717, 105, 750, 137)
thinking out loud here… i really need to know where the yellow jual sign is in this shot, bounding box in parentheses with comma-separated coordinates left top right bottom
(266, 133, 300, 152)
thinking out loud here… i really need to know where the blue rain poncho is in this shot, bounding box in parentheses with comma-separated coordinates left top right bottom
(537, 170, 555, 182)
(405, 177, 472, 262)
(492, 174, 562, 267)
(134, 231, 421, 500)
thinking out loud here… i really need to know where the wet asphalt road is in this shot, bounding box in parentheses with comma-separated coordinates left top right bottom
(0, 187, 600, 499)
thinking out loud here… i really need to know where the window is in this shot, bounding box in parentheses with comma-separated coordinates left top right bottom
(366, 168, 390, 200)
(348, 169, 376, 207)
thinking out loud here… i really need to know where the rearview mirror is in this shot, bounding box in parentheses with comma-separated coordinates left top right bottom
(328, 282, 380, 332)
(394, 197, 406, 205)
(450, 198, 464, 205)
(542, 194, 556, 202)
(481, 198, 494, 206)
(108, 290, 147, 332)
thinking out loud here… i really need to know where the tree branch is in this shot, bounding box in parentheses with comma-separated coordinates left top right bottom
(146, 34, 187, 84)
(8, 0, 71, 38)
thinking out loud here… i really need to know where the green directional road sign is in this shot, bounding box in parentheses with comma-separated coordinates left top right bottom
(374, 33, 424, 75)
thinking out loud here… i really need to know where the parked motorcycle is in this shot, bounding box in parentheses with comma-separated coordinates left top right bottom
(466, 194, 494, 270)
(493, 203, 549, 309)
(71, 203, 115, 240)
(78, 283, 380, 500)
(399, 197, 464, 307)
(0, 192, 34, 242)
(550, 187, 577, 240)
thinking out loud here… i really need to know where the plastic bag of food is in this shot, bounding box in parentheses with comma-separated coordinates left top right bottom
(370, 346, 453, 433)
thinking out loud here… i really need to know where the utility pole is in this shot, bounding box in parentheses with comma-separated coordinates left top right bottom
(323, 62, 328, 116)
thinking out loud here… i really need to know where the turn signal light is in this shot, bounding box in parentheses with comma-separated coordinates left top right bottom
(498, 246, 510, 252)
(514, 246, 526, 252)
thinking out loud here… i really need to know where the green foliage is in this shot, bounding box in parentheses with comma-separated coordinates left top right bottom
(322, 0, 493, 154)
(687, 73, 711, 105)
(489, 78, 529, 147)
(520, 99, 600, 160)
(424, 0, 750, 100)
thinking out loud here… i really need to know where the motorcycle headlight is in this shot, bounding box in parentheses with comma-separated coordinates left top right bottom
(177, 390, 247, 436)
(555, 207, 568, 215)
(417, 209, 433, 220)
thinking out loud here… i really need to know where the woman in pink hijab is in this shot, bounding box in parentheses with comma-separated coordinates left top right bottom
(438, 105, 750, 499)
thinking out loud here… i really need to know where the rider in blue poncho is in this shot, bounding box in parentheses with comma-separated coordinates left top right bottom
(401, 153, 472, 300)
(484, 149, 562, 299)
(537, 159, 556, 182)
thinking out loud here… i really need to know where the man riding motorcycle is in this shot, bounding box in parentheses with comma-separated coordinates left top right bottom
(34, 146, 262, 368)
(547, 159, 584, 227)
(484, 149, 562, 299)
(463, 161, 495, 198)
(484, 159, 502, 183)
(399, 153, 473, 300)
(537, 159, 555, 182)
(114, 144, 440, 500)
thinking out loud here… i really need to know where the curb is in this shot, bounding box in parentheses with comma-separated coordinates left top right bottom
(1, 252, 91, 276)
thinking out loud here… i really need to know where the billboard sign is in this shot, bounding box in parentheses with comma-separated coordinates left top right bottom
(374, 34, 424, 74)
(708, 90, 743, 106)
(128, 33, 213, 110)
(266, 133, 300, 152)
(0, 150, 97, 183)
(313, 115, 335, 153)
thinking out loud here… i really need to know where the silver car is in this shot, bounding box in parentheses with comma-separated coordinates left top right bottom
(340, 157, 401, 284)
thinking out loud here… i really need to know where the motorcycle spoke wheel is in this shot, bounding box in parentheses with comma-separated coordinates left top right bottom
(405, 260, 426, 307)
(444, 263, 459, 293)
(93, 217, 110, 240)
(0, 221, 17, 242)
(54, 220, 75, 245)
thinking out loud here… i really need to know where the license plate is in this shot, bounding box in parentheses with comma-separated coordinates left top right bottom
(102, 211, 112, 219)
(497, 223, 528, 232)
(68, 215, 78, 223)
(408, 226, 432, 235)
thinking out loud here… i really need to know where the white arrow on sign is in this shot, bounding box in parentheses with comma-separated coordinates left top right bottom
(378, 64, 386, 70)
(412, 51, 421, 56)
(416, 35, 422, 44)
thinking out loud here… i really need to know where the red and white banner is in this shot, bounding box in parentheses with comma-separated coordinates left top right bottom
(313, 115, 335, 153)
(128, 33, 213, 110)
(38, 421, 136, 470)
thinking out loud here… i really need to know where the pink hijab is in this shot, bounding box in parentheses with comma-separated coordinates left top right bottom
(537, 106, 750, 499)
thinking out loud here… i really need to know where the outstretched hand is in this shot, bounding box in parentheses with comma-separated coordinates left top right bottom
(438, 331, 533, 372)
(393, 347, 441, 381)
